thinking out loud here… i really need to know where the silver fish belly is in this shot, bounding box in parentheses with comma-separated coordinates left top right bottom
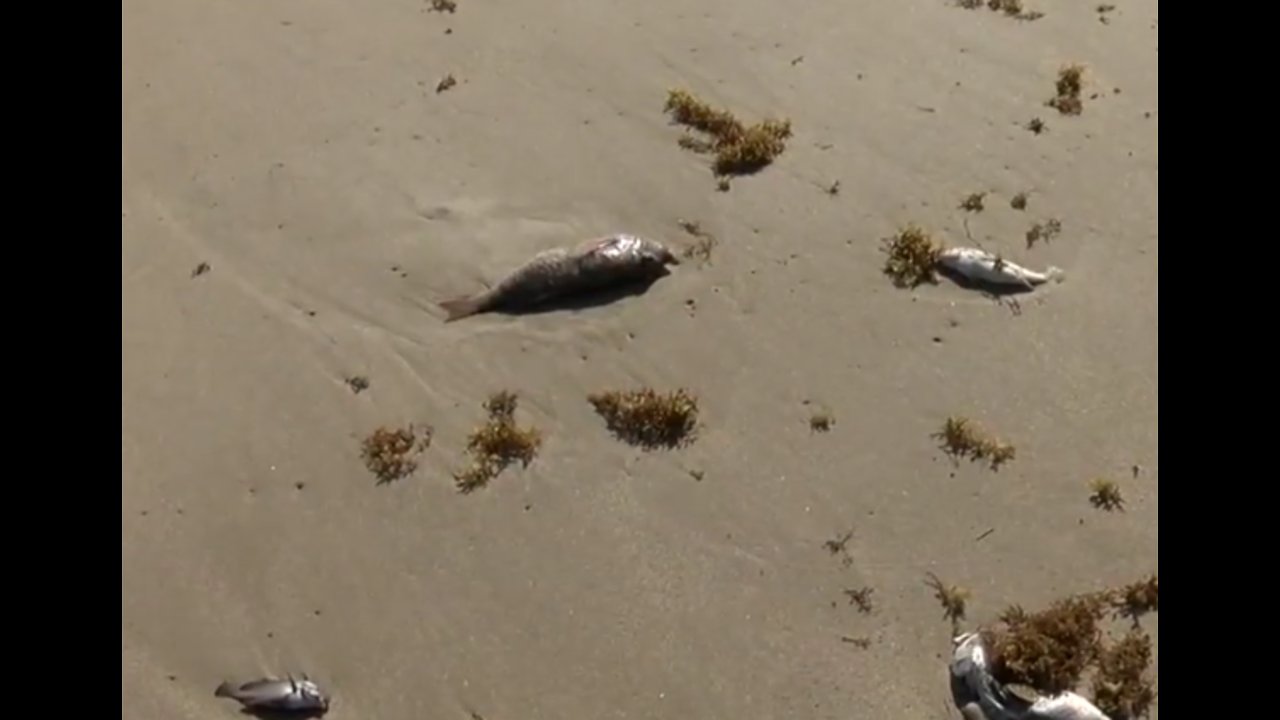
(215, 675, 330, 713)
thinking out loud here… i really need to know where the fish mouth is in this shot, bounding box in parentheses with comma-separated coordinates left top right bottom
(640, 258, 676, 277)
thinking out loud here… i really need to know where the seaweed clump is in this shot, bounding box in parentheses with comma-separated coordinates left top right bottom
(453, 391, 542, 493)
(985, 593, 1110, 695)
(361, 424, 432, 484)
(1091, 629, 1157, 719)
(588, 387, 699, 450)
(981, 578, 1159, 719)
(1048, 64, 1087, 115)
(934, 415, 1016, 470)
(881, 224, 945, 288)
(663, 89, 792, 181)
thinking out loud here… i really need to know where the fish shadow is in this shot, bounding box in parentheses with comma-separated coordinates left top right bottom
(936, 265, 1037, 298)
(236, 709, 328, 720)
(950, 671, 978, 712)
(499, 267, 672, 318)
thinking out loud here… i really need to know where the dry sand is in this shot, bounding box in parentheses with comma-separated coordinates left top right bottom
(122, 0, 1157, 717)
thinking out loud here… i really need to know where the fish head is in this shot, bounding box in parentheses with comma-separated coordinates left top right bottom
(298, 679, 330, 708)
(637, 240, 680, 273)
(950, 631, 988, 672)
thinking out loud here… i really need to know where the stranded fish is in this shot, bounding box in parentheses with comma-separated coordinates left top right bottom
(438, 233, 680, 322)
(214, 674, 330, 714)
(949, 632, 1111, 720)
(938, 247, 1065, 290)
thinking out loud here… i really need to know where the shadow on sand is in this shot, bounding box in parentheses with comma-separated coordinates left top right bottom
(237, 708, 328, 720)
(492, 267, 673, 319)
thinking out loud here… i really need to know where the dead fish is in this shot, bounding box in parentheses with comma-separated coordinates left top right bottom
(938, 247, 1065, 290)
(438, 233, 680, 322)
(949, 632, 1111, 720)
(214, 674, 330, 714)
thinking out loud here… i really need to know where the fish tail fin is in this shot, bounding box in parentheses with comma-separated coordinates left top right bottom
(439, 294, 485, 323)
(214, 682, 237, 699)
(1045, 265, 1066, 283)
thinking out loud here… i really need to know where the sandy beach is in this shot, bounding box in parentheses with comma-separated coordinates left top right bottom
(122, 1, 1158, 718)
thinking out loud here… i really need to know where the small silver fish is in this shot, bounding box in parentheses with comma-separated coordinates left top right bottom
(214, 674, 330, 714)
(949, 632, 1111, 720)
(938, 247, 1065, 290)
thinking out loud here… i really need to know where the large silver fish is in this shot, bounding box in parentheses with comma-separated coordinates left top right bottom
(438, 233, 680, 322)
(214, 674, 330, 714)
(949, 632, 1110, 720)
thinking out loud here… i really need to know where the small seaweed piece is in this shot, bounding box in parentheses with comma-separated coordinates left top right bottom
(934, 416, 1016, 470)
(809, 412, 835, 433)
(452, 391, 542, 493)
(588, 387, 699, 450)
(824, 529, 854, 556)
(844, 586, 875, 614)
(1010, 192, 1029, 210)
(881, 224, 944, 288)
(1025, 218, 1062, 248)
(1088, 478, 1125, 512)
(988, 0, 1043, 20)
(1048, 64, 1087, 115)
(361, 424, 432, 484)
(483, 390, 519, 422)
(712, 120, 794, 175)
(664, 89, 742, 138)
(1110, 574, 1158, 623)
(925, 572, 970, 632)
(960, 191, 988, 213)
(823, 528, 855, 567)
(957, 0, 1042, 20)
